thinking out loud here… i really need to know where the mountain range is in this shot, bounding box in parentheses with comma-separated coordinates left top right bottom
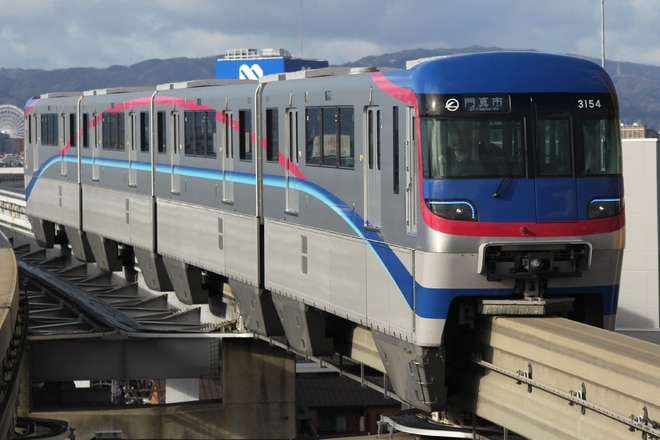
(2, 46, 659, 130)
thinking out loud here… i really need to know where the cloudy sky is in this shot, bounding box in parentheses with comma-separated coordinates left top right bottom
(1, 0, 659, 70)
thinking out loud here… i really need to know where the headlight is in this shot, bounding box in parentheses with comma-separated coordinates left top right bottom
(587, 198, 623, 219)
(426, 199, 477, 221)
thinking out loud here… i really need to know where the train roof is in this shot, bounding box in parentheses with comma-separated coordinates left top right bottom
(34, 91, 82, 99)
(156, 79, 256, 90)
(83, 86, 153, 96)
(259, 66, 390, 83)
(384, 51, 616, 95)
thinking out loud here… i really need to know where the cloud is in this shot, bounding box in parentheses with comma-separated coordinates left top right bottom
(1, 0, 659, 70)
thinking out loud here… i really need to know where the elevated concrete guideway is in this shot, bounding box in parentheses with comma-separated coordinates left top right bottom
(453, 316, 660, 440)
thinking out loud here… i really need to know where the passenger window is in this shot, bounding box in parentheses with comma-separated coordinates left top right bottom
(393, 107, 399, 194)
(305, 108, 321, 165)
(157, 111, 166, 153)
(69, 113, 76, 147)
(184, 110, 216, 158)
(305, 106, 354, 169)
(102, 113, 125, 151)
(82, 114, 89, 148)
(40, 113, 58, 146)
(266, 108, 279, 162)
(140, 112, 150, 152)
(239, 110, 252, 161)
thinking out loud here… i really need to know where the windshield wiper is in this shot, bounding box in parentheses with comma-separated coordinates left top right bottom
(493, 148, 523, 199)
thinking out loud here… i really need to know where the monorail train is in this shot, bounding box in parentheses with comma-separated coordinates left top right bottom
(23, 51, 625, 412)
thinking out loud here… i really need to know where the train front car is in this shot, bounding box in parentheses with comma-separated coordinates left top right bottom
(372, 52, 624, 410)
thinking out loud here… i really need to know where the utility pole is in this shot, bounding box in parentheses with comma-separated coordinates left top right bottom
(299, 0, 304, 58)
(601, 0, 605, 67)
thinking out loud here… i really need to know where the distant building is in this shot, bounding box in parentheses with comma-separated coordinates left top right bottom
(216, 48, 328, 80)
(621, 123, 659, 139)
(0, 133, 22, 155)
(0, 133, 12, 154)
(296, 373, 400, 436)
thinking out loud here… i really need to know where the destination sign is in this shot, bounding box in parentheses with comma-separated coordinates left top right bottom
(421, 94, 512, 116)
(444, 95, 511, 113)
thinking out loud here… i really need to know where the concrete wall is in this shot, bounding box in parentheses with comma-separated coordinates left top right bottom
(617, 137, 660, 341)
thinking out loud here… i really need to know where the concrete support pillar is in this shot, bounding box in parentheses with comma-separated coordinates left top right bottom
(221, 338, 296, 439)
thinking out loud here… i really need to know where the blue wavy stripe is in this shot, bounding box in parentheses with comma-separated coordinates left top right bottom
(26, 155, 432, 316)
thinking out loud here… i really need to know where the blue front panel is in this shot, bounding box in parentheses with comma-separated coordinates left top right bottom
(422, 175, 622, 223)
(536, 178, 578, 222)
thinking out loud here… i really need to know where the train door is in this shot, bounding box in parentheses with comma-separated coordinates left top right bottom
(534, 102, 578, 222)
(285, 108, 299, 213)
(405, 107, 417, 234)
(222, 111, 234, 203)
(128, 111, 137, 187)
(364, 106, 381, 229)
(92, 112, 100, 181)
(170, 111, 181, 194)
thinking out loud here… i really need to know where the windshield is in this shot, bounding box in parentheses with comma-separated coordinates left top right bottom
(421, 118, 525, 179)
(582, 118, 621, 176)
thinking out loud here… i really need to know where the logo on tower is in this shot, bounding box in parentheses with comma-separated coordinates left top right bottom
(239, 64, 264, 80)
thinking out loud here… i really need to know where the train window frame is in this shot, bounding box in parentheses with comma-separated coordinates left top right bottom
(239, 109, 252, 161)
(266, 108, 279, 162)
(536, 116, 573, 177)
(102, 112, 125, 151)
(40, 113, 58, 146)
(140, 111, 150, 152)
(68, 113, 76, 148)
(156, 111, 166, 154)
(421, 117, 525, 179)
(393, 106, 400, 194)
(580, 117, 621, 176)
(82, 113, 89, 148)
(305, 106, 355, 169)
(183, 110, 216, 158)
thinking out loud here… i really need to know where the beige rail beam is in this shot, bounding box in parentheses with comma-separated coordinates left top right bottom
(456, 316, 660, 440)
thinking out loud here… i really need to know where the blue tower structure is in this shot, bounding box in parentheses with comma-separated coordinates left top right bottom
(216, 48, 329, 80)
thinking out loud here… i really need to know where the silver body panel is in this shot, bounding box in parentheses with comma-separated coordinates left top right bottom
(82, 186, 154, 251)
(157, 199, 259, 286)
(265, 219, 414, 341)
